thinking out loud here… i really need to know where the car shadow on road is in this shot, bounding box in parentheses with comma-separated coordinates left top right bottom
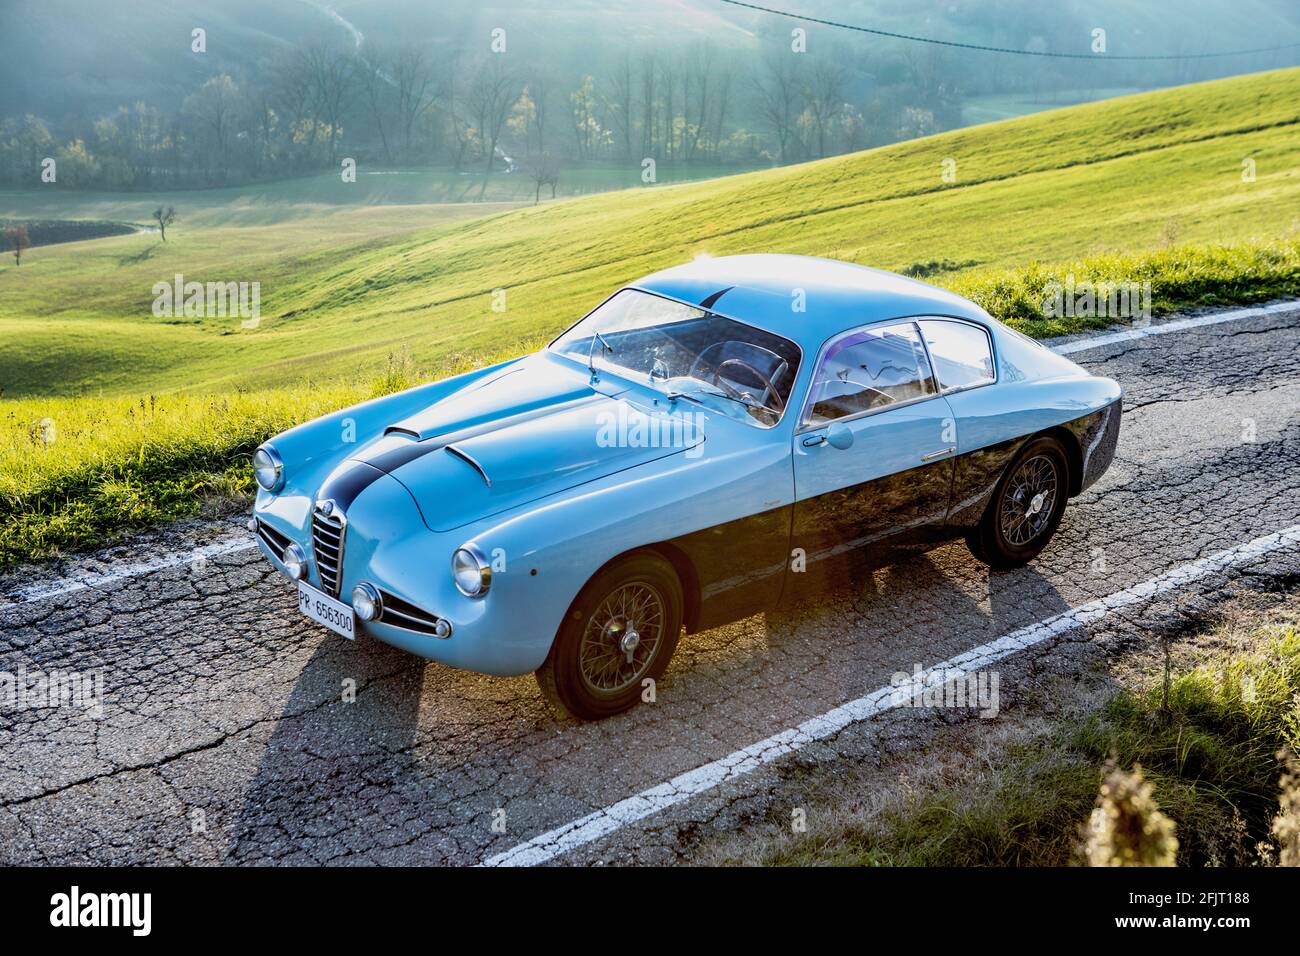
(756, 547, 1074, 709)
(223, 635, 431, 864)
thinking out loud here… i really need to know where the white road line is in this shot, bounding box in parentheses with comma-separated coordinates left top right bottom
(1050, 300, 1298, 355)
(482, 523, 1300, 867)
(0, 537, 257, 608)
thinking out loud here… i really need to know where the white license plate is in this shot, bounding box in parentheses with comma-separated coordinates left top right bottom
(298, 582, 356, 640)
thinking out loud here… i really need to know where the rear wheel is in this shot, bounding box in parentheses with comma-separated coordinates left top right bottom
(535, 551, 683, 720)
(966, 436, 1069, 569)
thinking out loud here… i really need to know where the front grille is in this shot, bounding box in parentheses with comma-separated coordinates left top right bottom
(254, 518, 292, 557)
(312, 506, 346, 596)
(379, 590, 449, 638)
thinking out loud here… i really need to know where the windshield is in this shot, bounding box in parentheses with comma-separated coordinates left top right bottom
(550, 289, 801, 427)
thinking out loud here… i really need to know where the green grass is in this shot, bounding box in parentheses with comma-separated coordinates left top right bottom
(752, 617, 1300, 867)
(3, 67, 1299, 399)
(0, 355, 437, 568)
(2, 68, 1300, 566)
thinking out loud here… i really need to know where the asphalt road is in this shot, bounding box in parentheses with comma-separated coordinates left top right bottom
(1, 302, 1298, 865)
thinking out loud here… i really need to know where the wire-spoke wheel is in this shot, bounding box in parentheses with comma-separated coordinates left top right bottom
(536, 551, 683, 720)
(999, 455, 1058, 546)
(967, 436, 1070, 569)
(578, 582, 666, 695)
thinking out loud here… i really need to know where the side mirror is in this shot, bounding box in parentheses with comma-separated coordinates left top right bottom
(826, 421, 855, 450)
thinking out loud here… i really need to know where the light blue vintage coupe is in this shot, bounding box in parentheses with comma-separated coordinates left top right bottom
(251, 255, 1121, 718)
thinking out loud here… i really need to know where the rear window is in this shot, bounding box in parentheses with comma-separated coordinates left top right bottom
(918, 320, 995, 392)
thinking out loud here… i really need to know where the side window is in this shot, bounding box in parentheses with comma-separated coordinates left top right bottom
(805, 322, 936, 426)
(918, 320, 995, 392)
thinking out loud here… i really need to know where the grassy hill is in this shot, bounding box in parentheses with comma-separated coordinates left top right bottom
(1, 67, 1299, 566)
(3, 67, 1299, 400)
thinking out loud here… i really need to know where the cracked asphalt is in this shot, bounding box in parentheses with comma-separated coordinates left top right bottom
(1, 303, 1297, 865)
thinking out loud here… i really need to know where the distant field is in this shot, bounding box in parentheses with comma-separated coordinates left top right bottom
(960, 87, 1143, 126)
(0, 162, 762, 227)
(2, 67, 1298, 400)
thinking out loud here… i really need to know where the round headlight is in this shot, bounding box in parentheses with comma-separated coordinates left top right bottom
(451, 544, 491, 597)
(253, 445, 284, 492)
(351, 583, 382, 622)
(281, 543, 307, 580)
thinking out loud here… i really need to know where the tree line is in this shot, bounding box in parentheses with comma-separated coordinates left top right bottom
(0, 25, 1285, 193)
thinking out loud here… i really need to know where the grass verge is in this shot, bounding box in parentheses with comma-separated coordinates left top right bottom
(746, 612, 1300, 866)
(0, 354, 439, 569)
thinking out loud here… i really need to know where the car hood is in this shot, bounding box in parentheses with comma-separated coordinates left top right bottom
(336, 356, 704, 532)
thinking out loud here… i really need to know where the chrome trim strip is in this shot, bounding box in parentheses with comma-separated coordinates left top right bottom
(311, 500, 347, 597)
(920, 446, 957, 462)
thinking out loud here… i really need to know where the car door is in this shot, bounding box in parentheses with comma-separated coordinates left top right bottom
(789, 320, 958, 588)
(913, 317, 1008, 529)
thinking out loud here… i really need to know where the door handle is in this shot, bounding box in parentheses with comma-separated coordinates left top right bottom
(801, 434, 827, 447)
(920, 446, 956, 462)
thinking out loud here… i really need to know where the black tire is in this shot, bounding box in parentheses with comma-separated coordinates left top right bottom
(535, 551, 684, 720)
(966, 436, 1070, 570)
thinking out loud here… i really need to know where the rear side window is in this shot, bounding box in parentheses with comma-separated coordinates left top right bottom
(805, 322, 936, 425)
(918, 320, 995, 392)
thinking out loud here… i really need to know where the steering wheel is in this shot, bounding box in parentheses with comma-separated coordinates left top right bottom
(713, 358, 785, 414)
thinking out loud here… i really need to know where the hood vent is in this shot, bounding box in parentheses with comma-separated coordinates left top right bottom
(445, 445, 491, 487)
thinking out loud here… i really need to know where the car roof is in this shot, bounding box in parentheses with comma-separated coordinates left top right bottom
(631, 254, 990, 347)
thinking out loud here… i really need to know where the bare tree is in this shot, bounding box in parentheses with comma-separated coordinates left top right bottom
(152, 205, 175, 241)
(358, 49, 394, 164)
(682, 43, 720, 162)
(607, 54, 634, 161)
(305, 45, 356, 165)
(660, 61, 677, 162)
(527, 153, 560, 203)
(5, 224, 30, 265)
(637, 54, 657, 159)
(527, 71, 552, 157)
(393, 45, 440, 161)
(757, 52, 803, 163)
(804, 59, 847, 159)
(182, 74, 241, 177)
(569, 74, 599, 161)
(442, 54, 474, 172)
(269, 52, 317, 169)
(710, 59, 734, 161)
(466, 57, 520, 200)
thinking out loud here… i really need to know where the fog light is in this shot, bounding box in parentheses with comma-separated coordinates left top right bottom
(281, 543, 307, 580)
(351, 583, 382, 622)
(246, 517, 258, 533)
(433, 618, 453, 639)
